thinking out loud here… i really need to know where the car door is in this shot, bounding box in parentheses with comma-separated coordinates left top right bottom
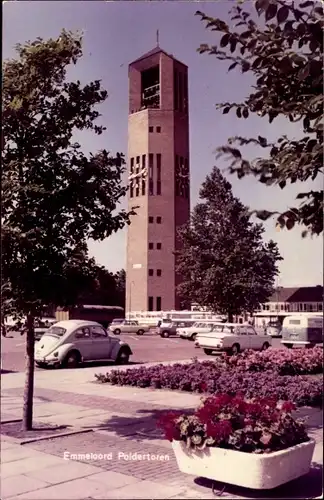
(237, 326, 249, 350)
(73, 327, 93, 360)
(90, 325, 111, 360)
(246, 326, 260, 349)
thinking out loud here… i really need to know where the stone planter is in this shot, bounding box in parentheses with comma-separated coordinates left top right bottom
(172, 439, 315, 489)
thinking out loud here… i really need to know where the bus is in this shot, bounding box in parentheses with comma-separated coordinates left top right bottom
(56, 305, 124, 329)
(126, 310, 226, 326)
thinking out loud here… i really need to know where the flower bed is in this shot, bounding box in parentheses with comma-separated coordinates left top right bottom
(157, 394, 309, 453)
(227, 347, 323, 375)
(95, 359, 323, 407)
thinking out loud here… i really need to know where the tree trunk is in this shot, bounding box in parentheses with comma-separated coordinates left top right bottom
(22, 314, 35, 431)
(228, 312, 234, 322)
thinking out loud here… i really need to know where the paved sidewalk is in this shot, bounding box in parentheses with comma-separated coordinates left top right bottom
(1, 362, 323, 499)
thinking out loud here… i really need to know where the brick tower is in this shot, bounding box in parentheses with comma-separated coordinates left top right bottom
(126, 45, 190, 313)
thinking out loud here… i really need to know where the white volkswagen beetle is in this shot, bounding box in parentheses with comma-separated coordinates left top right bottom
(196, 322, 271, 355)
(34, 320, 133, 368)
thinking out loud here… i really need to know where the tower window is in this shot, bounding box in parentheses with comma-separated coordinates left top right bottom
(156, 153, 161, 195)
(149, 126, 154, 133)
(135, 160, 140, 197)
(149, 153, 154, 196)
(156, 216, 162, 224)
(148, 296, 154, 311)
(179, 72, 183, 112)
(142, 155, 146, 196)
(157, 242, 162, 250)
(149, 242, 154, 250)
(156, 297, 162, 311)
(156, 126, 161, 133)
(157, 269, 162, 277)
(174, 68, 179, 111)
(141, 66, 160, 109)
(149, 216, 154, 223)
(130, 157, 134, 198)
(149, 269, 154, 277)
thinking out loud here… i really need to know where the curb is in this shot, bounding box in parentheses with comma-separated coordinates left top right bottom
(1, 427, 93, 446)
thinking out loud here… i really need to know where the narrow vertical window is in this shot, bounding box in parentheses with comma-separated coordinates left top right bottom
(179, 72, 183, 112)
(174, 68, 178, 111)
(148, 296, 154, 311)
(135, 156, 140, 197)
(156, 297, 162, 311)
(149, 153, 154, 196)
(184, 71, 188, 113)
(142, 154, 146, 196)
(184, 157, 189, 198)
(175, 155, 180, 196)
(130, 157, 134, 198)
(156, 154, 161, 195)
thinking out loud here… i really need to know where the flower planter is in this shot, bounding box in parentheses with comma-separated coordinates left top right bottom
(172, 439, 315, 490)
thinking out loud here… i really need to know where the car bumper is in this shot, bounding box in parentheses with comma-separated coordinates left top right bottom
(35, 356, 60, 366)
(198, 344, 224, 351)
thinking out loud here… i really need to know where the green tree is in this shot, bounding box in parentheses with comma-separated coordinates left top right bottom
(196, 0, 323, 236)
(2, 30, 134, 430)
(114, 269, 126, 308)
(176, 167, 282, 320)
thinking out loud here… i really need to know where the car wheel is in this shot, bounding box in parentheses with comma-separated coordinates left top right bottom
(231, 344, 240, 355)
(204, 348, 213, 355)
(191, 333, 197, 341)
(283, 343, 293, 349)
(137, 329, 144, 336)
(116, 348, 130, 364)
(63, 350, 80, 368)
(261, 342, 270, 351)
(161, 331, 169, 338)
(114, 329, 121, 335)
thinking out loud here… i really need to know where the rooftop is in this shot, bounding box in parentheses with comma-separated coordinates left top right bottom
(129, 46, 187, 68)
(268, 286, 323, 303)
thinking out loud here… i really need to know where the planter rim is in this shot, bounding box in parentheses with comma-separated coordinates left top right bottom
(172, 437, 315, 458)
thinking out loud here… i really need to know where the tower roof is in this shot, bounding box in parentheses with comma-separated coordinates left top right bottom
(129, 47, 187, 68)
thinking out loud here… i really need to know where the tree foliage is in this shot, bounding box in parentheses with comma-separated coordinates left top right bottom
(196, 0, 323, 236)
(2, 30, 133, 428)
(79, 267, 126, 308)
(176, 167, 282, 319)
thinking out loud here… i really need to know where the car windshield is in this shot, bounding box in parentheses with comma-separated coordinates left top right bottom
(112, 319, 124, 324)
(44, 326, 66, 337)
(211, 325, 234, 333)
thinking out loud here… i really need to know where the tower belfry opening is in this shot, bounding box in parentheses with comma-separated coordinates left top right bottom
(141, 66, 160, 109)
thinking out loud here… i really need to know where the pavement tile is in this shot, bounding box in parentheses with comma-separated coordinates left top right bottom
(1, 454, 64, 478)
(87, 470, 142, 488)
(1, 473, 50, 498)
(1, 447, 49, 464)
(91, 479, 183, 499)
(11, 476, 120, 500)
(26, 461, 104, 484)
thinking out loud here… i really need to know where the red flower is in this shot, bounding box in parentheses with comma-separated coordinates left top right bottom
(281, 401, 296, 412)
(206, 420, 232, 440)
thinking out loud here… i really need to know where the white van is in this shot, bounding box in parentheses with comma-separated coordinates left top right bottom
(281, 314, 323, 348)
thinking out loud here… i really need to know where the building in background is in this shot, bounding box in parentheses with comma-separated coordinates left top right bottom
(126, 45, 190, 312)
(261, 286, 323, 313)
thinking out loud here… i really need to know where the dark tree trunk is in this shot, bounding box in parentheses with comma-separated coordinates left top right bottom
(22, 314, 35, 431)
(228, 312, 234, 322)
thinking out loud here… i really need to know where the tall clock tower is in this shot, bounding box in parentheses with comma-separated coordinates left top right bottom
(126, 46, 190, 313)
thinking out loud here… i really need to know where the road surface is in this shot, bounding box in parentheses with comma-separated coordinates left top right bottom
(1, 330, 282, 373)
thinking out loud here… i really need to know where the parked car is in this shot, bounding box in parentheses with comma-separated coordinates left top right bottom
(109, 320, 149, 336)
(177, 321, 218, 342)
(35, 320, 132, 368)
(155, 320, 196, 338)
(265, 320, 282, 337)
(196, 323, 271, 355)
(281, 314, 323, 348)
